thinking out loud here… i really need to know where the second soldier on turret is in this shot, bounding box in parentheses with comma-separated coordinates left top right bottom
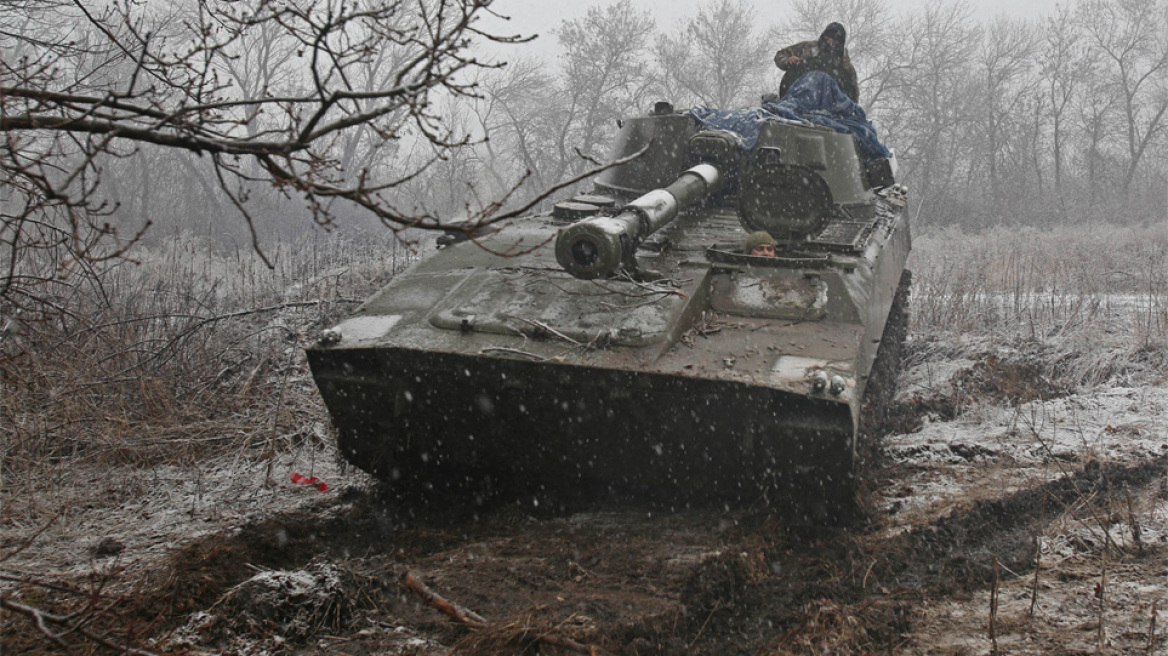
(774, 22, 859, 103)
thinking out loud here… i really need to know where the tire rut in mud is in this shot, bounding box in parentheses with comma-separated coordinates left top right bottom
(133, 448, 1168, 655)
(887, 347, 1076, 436)
(653, 454, 1168, 655)
(877, 454, 1168, 592)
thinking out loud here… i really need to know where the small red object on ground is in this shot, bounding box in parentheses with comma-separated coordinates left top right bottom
(290, 471, 328, 492)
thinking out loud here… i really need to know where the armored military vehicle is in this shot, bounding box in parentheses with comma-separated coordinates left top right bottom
(307, 102, 910, 523)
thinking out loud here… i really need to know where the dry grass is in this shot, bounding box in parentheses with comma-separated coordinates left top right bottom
(0, 232, 419, 479)
(2, 220, 1165, 655)
(909, 221, 1168, 386)
(4, 221, 1162, 480)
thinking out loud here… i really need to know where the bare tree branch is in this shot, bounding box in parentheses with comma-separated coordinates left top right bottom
(0, 594, 159, 656)
(0, 0, 535, 314)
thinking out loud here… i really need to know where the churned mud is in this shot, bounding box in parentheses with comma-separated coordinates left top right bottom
(140, 455, 1165, 655)
(4, 345, 1167, 655)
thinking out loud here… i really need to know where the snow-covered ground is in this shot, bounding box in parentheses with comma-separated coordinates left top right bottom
(1, 442, 365, 581)
(882, 352, 1168, 654)
(4, 335, 1166, 654)
(885, 383, 1168, 526)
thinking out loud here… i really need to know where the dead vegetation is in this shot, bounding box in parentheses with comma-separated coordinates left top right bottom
(1, 233, 416, 654)
(909, 222, 1168, 386)
(2, 223, 1167, 654)
(1, 233, 416, 475)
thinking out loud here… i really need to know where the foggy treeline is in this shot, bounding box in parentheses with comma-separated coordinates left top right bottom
(84, 0, 1165, 244)
(477, 0, 1168, 230)
(4, 0, 1163, 253)
(1, 10, 1164, 628)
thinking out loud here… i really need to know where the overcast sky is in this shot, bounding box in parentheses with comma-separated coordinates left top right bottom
(484, 0, 1065, 55)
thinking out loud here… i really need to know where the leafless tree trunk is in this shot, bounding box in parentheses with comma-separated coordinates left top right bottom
(654, 0, 770, 109)
(1041, 6, 1088, 196)
(976, 17, 1035, 211)
(1079, 0, 1168, 195)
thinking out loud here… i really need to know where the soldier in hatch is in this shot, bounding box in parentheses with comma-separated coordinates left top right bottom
(744, 231, 776, 257)
(774, 22, 860, 103)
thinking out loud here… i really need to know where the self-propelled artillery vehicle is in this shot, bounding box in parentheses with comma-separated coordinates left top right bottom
(307, 99, 911, 523)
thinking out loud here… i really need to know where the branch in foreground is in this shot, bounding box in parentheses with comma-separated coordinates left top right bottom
(0, 594, 158, 656)
(402, 571, 610, 655)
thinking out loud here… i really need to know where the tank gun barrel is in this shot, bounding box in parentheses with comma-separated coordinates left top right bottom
(556, 164, 722, 279)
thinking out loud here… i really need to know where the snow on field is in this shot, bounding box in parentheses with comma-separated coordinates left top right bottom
(883, 354, 1168, 655)
(4, 331, 1166, 654)
(1, 444, 366, 582)
(884, 384, 1168, 526)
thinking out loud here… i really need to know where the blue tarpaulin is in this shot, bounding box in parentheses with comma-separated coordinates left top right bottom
(685, 71, 891, 163)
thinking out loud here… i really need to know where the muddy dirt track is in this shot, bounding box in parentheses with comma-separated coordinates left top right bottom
(4, 350, 1168, 655)
(145, 451, 1166, 655)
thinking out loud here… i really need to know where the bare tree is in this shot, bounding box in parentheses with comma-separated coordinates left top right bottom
(0, 0, 558, 318)
(397, 92, 486, 219)
(1040, 5, 1089, 195)
(555, 0, 656, 175)
(974, 17, 1036, 207)
(474, 0, 655, 201)
(654, 0, 771, 109)
(473, 56, 558, 195)
(1079, 0, 1168, 194)
(881, 0, 981, 223)
(1075, 72, 1123, 211)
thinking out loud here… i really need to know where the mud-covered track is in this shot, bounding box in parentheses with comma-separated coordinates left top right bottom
(131, 445, 1167, 655)
(882, 455, 1168, 592)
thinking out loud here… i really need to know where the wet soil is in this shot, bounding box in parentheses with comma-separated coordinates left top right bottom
(131, 447, 1166, 655)
(6, 343, 1167, 655)
(885, 350, 1074, 436)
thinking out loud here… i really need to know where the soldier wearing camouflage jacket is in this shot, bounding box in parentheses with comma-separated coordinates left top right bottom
(774, 22, 860, 103)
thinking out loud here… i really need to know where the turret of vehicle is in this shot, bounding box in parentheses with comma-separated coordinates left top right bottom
(307, 99, 911, 523)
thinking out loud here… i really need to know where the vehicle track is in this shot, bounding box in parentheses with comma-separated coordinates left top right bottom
(142, 444, 1167, 655)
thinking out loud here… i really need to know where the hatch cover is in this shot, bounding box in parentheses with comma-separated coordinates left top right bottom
(710, 272, 828, 320)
